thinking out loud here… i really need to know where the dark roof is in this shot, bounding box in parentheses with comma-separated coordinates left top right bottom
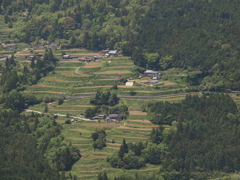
(108, 114, 119, 118)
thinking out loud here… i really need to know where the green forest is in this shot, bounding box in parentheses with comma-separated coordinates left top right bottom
(1, 0, 240, 90)
(1, 0, 240, 179)
(107, 94, 240, 179)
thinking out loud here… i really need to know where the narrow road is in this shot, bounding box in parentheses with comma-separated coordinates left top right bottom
(25, 109, 94, 122)
(58, 92, 200, 100)
(74, 67, 81, 75)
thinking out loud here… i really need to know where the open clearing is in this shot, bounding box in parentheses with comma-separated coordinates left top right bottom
(129, 111, 147, 115)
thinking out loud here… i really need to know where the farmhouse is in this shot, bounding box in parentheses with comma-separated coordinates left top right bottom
(108, 50, 118, 56)
(94, 55, 102, 60)
(100, 50, 109, 56)
(49, 43, 58, 49)
(6, 43, 16, 49)
(106, 114, 123, 122)
(79, 57, 94, 63)
(27, 55, 35, 60)
(92, 115, 106, 120)
(144, 70, 161, 79)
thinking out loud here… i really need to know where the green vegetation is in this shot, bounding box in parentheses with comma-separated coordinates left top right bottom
(2, 0, 240, 179)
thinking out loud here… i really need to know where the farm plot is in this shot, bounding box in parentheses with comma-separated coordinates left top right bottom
(95, 70, 132, 74)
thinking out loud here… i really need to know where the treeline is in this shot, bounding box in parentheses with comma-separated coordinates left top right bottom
(108, 93, 240, 179)
(0, 111, 80, 179)
(1, 48, 56, 92)
(0, 48, 57, 111)
(0, 48, 81, 179)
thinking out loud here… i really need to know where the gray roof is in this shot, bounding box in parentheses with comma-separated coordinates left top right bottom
(108, 114, 119, 118)
(108, 50, 118, 54)
(144, 70, 159, 74)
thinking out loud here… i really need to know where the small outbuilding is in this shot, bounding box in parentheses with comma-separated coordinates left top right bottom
(108, 50, 118, 56)
(63, 55, 71, 59)
(125, 82, 134, 86)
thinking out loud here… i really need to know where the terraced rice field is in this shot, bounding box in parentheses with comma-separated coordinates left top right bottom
(21, 48, 196, 179)
(95, 70, 132, 74)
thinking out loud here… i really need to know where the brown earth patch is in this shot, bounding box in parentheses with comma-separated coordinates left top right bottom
(130, 120, 151, 123)
(129, 111, 147, 115)
(82, 65, 101, 68)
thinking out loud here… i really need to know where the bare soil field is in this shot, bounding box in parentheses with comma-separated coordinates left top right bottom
(129, 111, 147, 115)
(130, 120, 151, 123)
(82, 65, 101, 68)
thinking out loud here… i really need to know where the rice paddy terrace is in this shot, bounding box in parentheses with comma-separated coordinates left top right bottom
(17, 48, 201, 179)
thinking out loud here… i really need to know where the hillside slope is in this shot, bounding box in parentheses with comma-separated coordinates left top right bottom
(1, 0, 240, 89)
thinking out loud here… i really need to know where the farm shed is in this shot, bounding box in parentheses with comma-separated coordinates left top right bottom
(125, 82, 134, 86)
(106, 114, 123, 122)
(108, 50, 118, 56)
(63, 55, 71, 59)
(144, 70, 161, 79)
